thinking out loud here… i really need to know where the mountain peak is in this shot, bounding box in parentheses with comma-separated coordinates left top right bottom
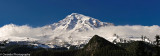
(85, 35, 112, 47)
(83, 35, 123, 54)
(70, 13, 81, 16)
(51, 13, 113, 31)
(66, 13, 90, 20)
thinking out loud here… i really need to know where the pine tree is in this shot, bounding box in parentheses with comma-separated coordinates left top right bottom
(155, 35, 160, 56)
(155, 35, 160, 46)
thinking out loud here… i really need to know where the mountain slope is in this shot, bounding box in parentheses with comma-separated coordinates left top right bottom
(50, 13, 113, 32)
(42, 13, 114, 45)
(84, 35, 122, 51)
(77, 35, 129, 56)
(0, 13, 152, 47)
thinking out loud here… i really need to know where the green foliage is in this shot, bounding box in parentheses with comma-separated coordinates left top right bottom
(2, 35, 160, 56)
(76, 35, 130, 56)
(31, 49, 78, 56)
(5, 45, 35, 53)
(126, 41, 154, 56)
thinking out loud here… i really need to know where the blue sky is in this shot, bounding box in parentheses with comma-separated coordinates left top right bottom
(0, 0, 160, 27)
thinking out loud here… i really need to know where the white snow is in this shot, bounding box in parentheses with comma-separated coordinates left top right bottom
(0, 13, 159, 46)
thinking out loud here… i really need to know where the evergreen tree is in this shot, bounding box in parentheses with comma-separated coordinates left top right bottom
(126, 41, 153, 56)
(155, 35, 160, 56)
(155, 35, 160, 46)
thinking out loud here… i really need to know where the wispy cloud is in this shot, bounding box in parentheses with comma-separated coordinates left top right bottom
(0, 24, 159, 43)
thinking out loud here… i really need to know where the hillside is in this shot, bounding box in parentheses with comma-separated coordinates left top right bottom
(1, 35, 160, 56)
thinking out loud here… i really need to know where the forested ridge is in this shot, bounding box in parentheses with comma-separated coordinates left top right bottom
(0, 35, 160, 56)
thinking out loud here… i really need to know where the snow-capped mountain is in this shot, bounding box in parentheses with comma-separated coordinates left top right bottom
(49, 13, 114, 32)
(43, 13, 114, 45)
(0, 13, 114, 45)
(0, 13, 154, 48)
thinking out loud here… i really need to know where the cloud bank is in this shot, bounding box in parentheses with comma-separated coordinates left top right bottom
(82, 25, 160, 41)
(0, 24, 159, 43)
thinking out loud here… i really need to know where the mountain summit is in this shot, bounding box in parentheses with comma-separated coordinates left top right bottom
(41, 13, 114, 45)
(84, 35, 120, 51)
(50, 13, 114, 31)
(78, 35, 126, 56)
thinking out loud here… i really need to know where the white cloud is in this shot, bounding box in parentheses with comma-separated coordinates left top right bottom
(0, 24, 53, 42)
(81, 25, 160, 41)
(0, 24, 159, 43)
